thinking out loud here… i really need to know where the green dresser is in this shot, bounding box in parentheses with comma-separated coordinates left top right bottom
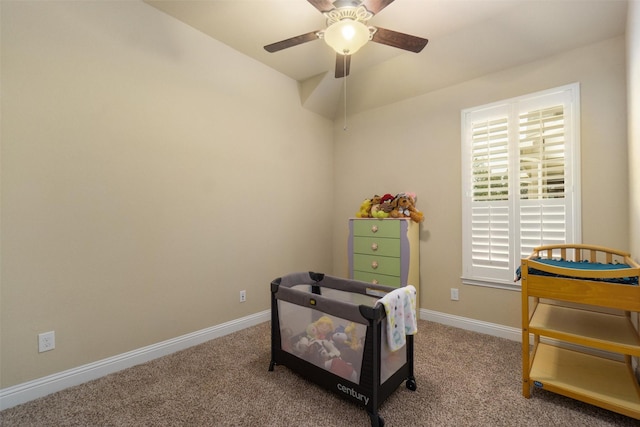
(348, 218, 420, 294)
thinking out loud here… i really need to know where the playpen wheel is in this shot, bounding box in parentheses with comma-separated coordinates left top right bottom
(368, 413, 384, 427)
(406, 378, 417, 391)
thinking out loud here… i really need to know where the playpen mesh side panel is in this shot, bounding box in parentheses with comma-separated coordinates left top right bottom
(381, 326, 407, 383)
(278, 300, 367, 384)
(357, 319, 407, 388)
(274, 348, 376, 410)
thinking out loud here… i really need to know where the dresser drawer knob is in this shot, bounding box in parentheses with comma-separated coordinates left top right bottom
(371, 225, 378, 233)
(372, 279, 379, 285)
(371, 243, 378, 251)
(371, 261, 378, 269)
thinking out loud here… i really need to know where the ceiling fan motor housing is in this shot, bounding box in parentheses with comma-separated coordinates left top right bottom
(332, 0, 366, 10)
(324, 4, 373, 26)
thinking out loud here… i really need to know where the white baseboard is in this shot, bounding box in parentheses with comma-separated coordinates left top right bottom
(418, 308, 626, 361)
(419, 308, 522, 342)
(0, 310, 270, 411)
(3, 307, 622, 412)
(1, 308, 527, 411)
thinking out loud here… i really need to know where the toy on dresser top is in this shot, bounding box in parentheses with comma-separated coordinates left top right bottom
(356, 194, 393, 218)
(355, 192, 425, 223)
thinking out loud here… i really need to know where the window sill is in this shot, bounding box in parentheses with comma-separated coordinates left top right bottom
(461, 277, 522, 292)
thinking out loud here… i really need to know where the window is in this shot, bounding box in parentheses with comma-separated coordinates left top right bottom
(461, 83, 581, 289)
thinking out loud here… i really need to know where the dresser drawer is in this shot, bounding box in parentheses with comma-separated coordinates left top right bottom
(353, 271, 402, 287)
(352, 236, 400, 257)
(352, 219, 400, 238)
(353, 253, 400, 276)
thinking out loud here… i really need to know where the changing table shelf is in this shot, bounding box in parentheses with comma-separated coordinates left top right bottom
(529, 343, 640, 419)
(529, 303, 640, 355)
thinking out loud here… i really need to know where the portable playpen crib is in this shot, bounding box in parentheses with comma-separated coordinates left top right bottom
(269, 272, 417, 427)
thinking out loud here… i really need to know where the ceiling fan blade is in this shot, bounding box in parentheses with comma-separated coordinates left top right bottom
(264, 31, 320, 53)
(362, 0, 395, 15)
(371, 27, 428, 53)
(335, 53, 351, 78)
(307, 0, 335, 12)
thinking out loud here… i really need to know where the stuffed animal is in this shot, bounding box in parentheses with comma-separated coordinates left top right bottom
(344, 322, 362, 351)
(331, 325, 348, 345)
(380, 194, 395, 209)
(306, 341, 325, 366)
(317, 339, 341, 359)
(368, 195, 387, 218)
(390, 193, 424, 223)
(325, 357, 358, 382)
(293, 336, 311, 355)
(312, 316, 335, 340)
(371, 193, 397, 218)
(306, 323, 317, 340)
(356, 198, 372, 218)
(307, 339, 341, 367)
(368, 195, 382, 217)
(331, 324, 361, 368)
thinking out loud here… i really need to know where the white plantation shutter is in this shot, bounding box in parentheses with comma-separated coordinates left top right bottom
(462, 84, 580, 288)
(471, 116, 509, 202)
(519, 106, 566, 199)
(467, 113, 511, 280)
(519, 203, 567, 258)
(471, 203, 510, 268)
(517, 103, 571, 258)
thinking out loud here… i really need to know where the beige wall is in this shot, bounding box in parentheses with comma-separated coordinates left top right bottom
(332, 36, 630, 328)
(629, 1, 640, 263)
(0, 1, 333, 388)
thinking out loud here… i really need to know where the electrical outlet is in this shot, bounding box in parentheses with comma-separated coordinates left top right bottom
(240, 290, 246, 302)
(38, 331, 55, 353)
(450, 288, 459, 301)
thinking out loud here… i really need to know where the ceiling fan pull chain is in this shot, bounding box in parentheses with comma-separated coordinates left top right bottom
(343, 53, 348, 131)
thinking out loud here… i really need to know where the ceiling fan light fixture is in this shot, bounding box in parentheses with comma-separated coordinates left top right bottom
(323, 19, 370, 55)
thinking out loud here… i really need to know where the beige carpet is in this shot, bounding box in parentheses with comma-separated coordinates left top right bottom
(1, 320, 637, 426)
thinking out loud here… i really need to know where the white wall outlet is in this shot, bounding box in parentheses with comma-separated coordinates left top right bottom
(450, 288, 459, 301)
(38, 331, 55, 353)
(240, 290, 246, 302)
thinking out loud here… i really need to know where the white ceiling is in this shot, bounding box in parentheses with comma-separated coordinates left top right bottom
(145, 0, 628, 119)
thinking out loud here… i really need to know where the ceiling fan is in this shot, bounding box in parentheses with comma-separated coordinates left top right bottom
(263, 0, 429, 78)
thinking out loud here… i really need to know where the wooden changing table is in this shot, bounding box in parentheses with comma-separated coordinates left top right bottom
(520, 244, 640, 419)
